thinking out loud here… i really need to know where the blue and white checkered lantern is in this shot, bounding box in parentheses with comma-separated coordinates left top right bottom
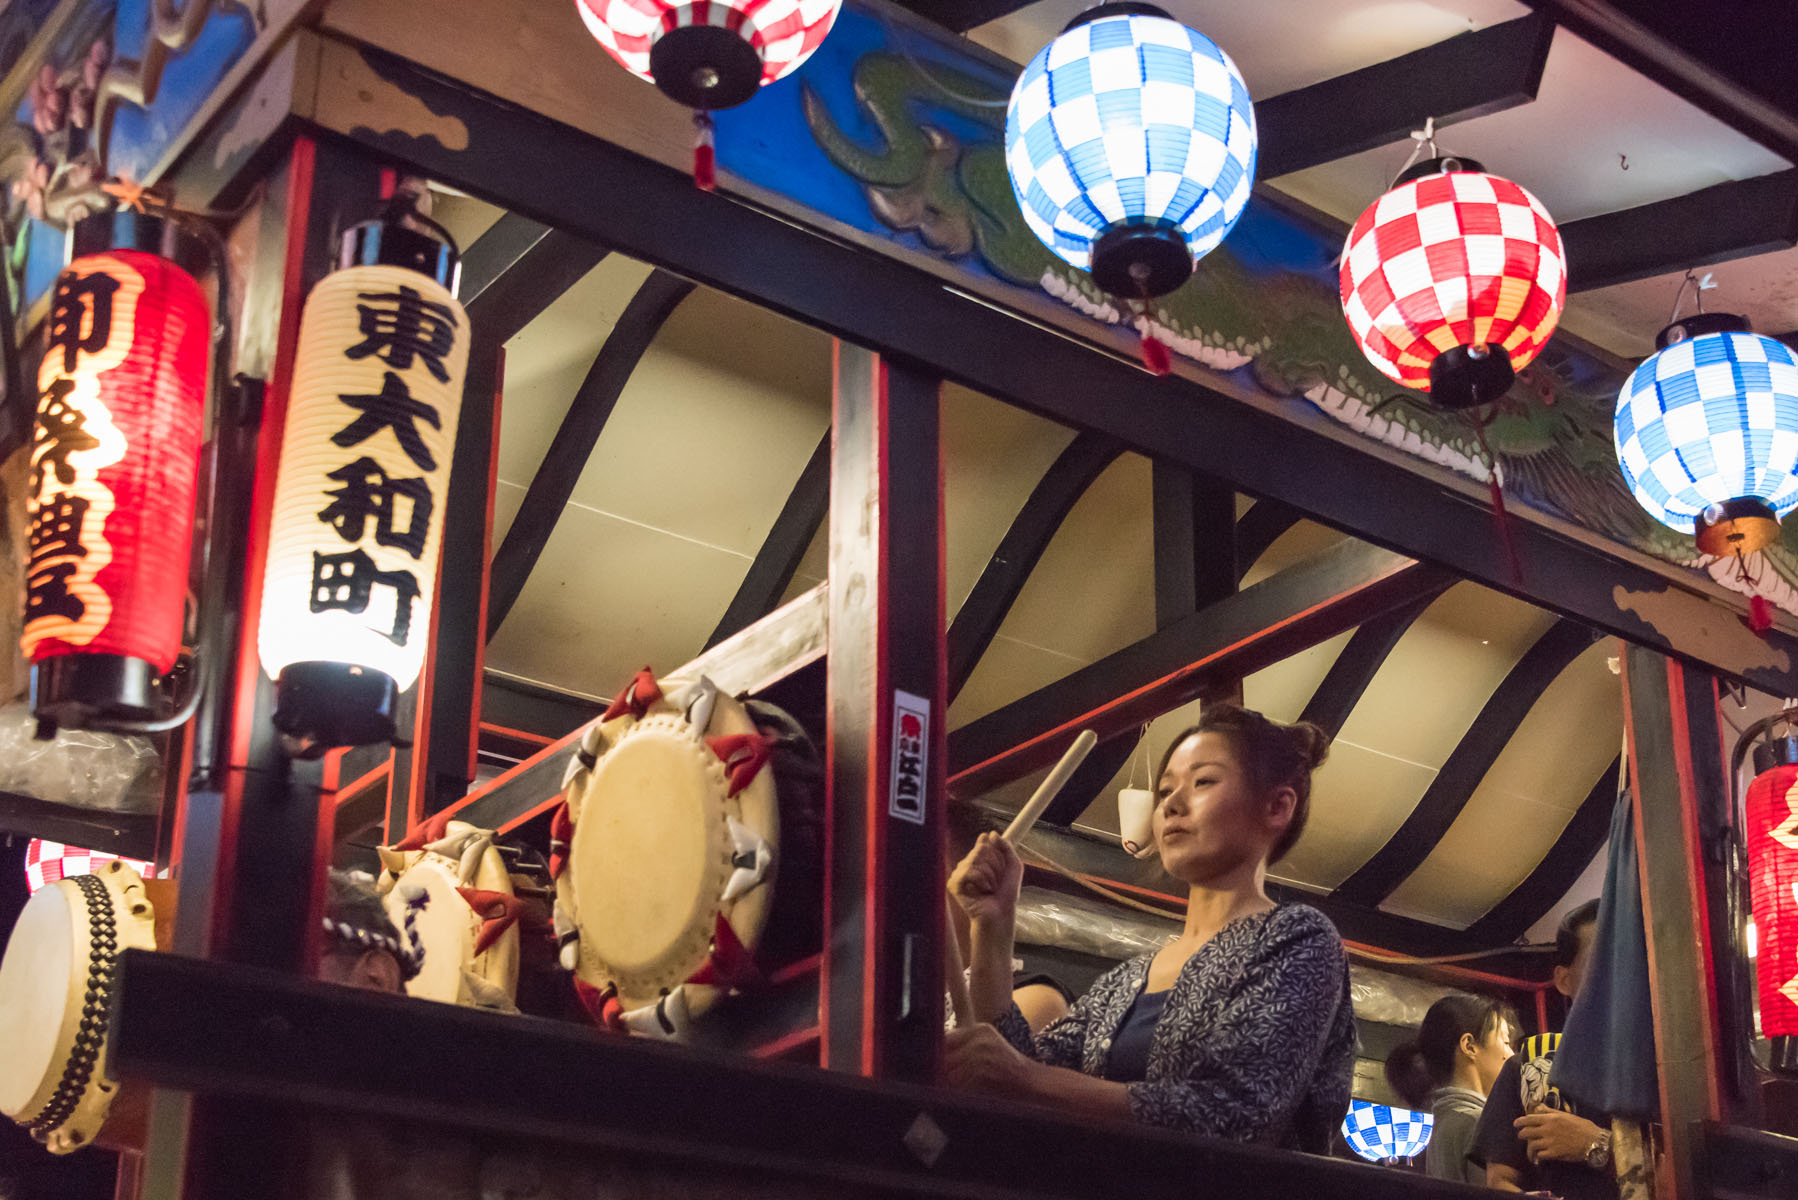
(1615, 312, 1798, 557)
(1342, 1100, 1433, 1164)
(1003, 2, 1256, 301)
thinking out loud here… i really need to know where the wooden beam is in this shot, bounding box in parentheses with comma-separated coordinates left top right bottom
(1562, 169, 1798, 292)
(458, 211, 608, 344)
(949, 540, 1453, 798)
(1460, 754, 1619, 947)
(1257, 15, 1555, 179)
(485, 270, 695, 638)
(947, 432, 1122, 701)
(1298, 587, 1447, 738)
(1232, 499, 1303, 585)
(822, 344, 945, 1080)
(1333, 619, 1599, 907)
(707, 429, 830, 649)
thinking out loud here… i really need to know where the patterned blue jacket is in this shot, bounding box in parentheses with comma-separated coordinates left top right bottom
(995, 903, 1356, 1152)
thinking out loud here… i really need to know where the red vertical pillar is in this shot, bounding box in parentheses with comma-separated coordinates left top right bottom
(821, 342, 946, 1082)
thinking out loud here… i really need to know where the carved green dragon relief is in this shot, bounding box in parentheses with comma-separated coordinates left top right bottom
(803, 49, 1798, 618)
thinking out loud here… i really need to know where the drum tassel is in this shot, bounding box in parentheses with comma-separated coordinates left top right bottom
(602, 667, 662, 722)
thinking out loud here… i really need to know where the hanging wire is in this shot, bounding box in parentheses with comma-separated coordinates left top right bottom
(1389, 116, 1440, 186)
(1667, 268, 1717, 326)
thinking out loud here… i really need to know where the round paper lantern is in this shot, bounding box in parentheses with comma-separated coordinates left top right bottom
(1342, 1099, 1433, 1164)
(574, 0, 841, 109)
(1340, 157, 1565, 409)
(23, 839, 155, 894)
(1614, 312, 1798, 556)
(257, 219, 468, 753)
(24, 211, 209, 733)
(1746, 737, 1798, 1070)
(1004, 1, 1256, 299)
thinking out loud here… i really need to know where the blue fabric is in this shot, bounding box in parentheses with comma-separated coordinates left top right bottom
(1552, 787, 1660, 1119)
(1102, 984, 1170, 1082)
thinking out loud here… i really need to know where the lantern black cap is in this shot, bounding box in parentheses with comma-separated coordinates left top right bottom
(1695, 495, 1780, 557)
(1427, 342, 1514, 410)
(650, 24, 764, 109)
(1654, 310, 1750, 351)
(1395, 155, 1487, 186)
(273, 662, 400, 758)
(1064, 2, 1173, 31)
(1752, 732, 1798, 775)
(339, 217, 460, 293)
(30, 654, 161, 737)
(70, 209, 209, 277)
(1091, 219, 1191, 300)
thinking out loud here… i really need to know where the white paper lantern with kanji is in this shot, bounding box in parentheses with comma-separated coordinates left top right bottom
(257, 223, 467, 752)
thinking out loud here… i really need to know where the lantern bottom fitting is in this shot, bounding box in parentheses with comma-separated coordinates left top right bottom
(30, 654, 161, 734)
(1090, 221, 1191, 300)
(649, 24, 763, 109)
(1426, 343, 1514, 410)
(1695, 496, 1779, 558)
(273, 661, 400, 757)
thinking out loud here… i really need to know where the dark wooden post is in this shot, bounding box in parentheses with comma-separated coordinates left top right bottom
(1620, 643, 1736, 1197)
(821, 341, 946, 1081)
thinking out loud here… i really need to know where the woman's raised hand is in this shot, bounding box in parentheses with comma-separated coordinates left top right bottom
(949, 831, 1023, 927)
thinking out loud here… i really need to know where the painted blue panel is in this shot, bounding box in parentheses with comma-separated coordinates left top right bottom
(107, 8, 258, 183)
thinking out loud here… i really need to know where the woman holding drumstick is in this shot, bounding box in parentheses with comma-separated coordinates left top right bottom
(945, 704, 1356, 1152)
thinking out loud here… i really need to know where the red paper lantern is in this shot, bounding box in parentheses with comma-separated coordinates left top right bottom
(24, 213, 208, 731)
(1339, 157, 1565, 409)
(1747, 757, 1798, 1041)
(23, 838, 156, 893)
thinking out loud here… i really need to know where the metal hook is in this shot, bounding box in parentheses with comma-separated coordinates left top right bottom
(1667, 270, 1718, 326)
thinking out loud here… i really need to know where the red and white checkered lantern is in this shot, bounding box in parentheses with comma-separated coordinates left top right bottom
(1339, 158, 1565, 410)
(574, 0, 840, 108)
(1748, 758, 1798, 1041)
(23, 839, 155, 893)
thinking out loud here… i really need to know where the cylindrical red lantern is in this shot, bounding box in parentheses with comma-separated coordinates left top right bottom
(1747, 739, 1798, 1071)
(1340, 157, 1565, 409)
(24, 212, 209, 732)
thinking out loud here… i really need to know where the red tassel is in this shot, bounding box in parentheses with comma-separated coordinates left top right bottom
(693, 112, 716, 192)
(548, 799, 573, 880)
(456, 887, 524, 956)
(573, 977, 625, 1032)
(602, 666, 661, 722)
(1470, 414, 1523, 585)
(706, 731, 774, 797)
(687, 913, 763, 991)
(1750, 594, 1775, 634)
(1140, 332, 1171, 376)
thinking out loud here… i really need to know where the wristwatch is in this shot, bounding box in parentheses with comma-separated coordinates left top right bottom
(1584, 1130, 1613, 1171)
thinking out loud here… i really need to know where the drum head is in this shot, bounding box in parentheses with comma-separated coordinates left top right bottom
(0, 883, 75, 1120)
(0, 863, 159, 1153)
(382, 828, 520, 1008)
(564, 687, 781, 1014)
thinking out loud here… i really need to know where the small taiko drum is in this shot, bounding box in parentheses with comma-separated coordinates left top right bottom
(377, 818, 522, 1010)
(554, 670, 821, 1038)
(0, 861, 173, 1153)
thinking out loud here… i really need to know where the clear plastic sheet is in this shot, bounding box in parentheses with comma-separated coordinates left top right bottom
(1014, 885, 1459, 1027)
(0, 702, 161, 812)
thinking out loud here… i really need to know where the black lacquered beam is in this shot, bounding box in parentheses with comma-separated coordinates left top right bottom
(1333, 619, 1599, 907)
(109, 948, 1498, 1200)
(1298, 587, 1448, 738)
(458, 211, 608, 344)
(708, 429, 830, 650)
(948, 432, 1122, 701)
(485, 270, 695, 638)
(1561, 169, 1798, 293)
(949, 540, 1453, 797)
(1257, 15, 1555, 179)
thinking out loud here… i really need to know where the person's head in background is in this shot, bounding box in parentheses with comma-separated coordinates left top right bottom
(317, 869, 417, 993)
(1385, 993, 1520, 1108)
(1553, 898, 1601, 1001)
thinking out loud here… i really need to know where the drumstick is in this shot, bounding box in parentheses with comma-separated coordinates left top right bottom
(1002, 729, 1098, 845)
(944, 902, 974, 1027)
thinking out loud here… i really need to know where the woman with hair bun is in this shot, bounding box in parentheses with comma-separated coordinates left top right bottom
(1385, 994, 1517, 1183)
(945, 704, 1356, 1152)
